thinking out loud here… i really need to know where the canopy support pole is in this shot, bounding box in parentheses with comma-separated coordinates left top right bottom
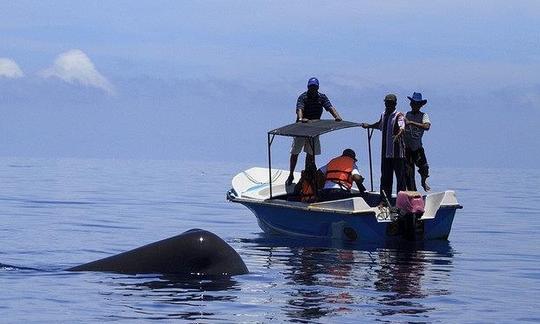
(367, 128, 374, 192)
(309, 136, 319, 200)
(267, 133, 275, 199)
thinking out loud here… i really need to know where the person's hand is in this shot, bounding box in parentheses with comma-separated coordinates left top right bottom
(358, 183, 367, 193)
(361, 123, 369, 129)
(335, 117, 342, 122)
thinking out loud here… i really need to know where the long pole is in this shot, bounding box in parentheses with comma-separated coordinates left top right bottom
(268, 133, 273, 199)
(367, 128, 374, 192)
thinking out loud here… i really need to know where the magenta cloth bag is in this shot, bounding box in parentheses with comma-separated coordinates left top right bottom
(396, 191, 425, 214)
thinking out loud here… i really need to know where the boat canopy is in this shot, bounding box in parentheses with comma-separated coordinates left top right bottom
(268, 120, 361, 138)
(266, 119, 368, 198)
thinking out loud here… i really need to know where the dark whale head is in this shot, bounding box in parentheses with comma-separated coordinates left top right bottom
(68, 229, 248, 276)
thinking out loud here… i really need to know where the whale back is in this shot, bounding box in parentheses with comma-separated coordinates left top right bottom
(68, 229, 248, 276)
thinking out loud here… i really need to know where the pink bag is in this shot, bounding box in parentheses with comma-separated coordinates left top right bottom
(396, 191, 425, 215)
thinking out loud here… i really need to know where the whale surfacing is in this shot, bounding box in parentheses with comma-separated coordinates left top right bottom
(68, 229, 248, 276)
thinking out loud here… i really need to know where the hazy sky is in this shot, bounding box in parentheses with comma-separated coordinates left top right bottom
(1, 1, 539, 169)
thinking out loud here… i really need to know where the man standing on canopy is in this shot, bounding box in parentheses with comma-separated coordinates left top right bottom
(286, 77, 343, 186)
(361, 94, 406, 200)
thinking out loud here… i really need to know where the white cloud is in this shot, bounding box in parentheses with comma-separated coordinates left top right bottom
(0, 58, 24, 78)
(41, 49, 115, 95)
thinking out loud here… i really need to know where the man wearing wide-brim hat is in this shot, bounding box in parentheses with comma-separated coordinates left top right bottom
(404, 92, 431, 191)
(361, 94, 407, 200)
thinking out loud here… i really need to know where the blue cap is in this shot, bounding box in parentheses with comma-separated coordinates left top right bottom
(307, 77, 319, 87)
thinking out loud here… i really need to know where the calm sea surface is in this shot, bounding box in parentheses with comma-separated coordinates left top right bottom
(1, 158, 539, 323)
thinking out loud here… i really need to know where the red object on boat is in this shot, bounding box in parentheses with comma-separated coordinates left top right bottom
(396, 191, 425, 215)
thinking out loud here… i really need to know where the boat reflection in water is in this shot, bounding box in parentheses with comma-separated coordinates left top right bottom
(244, 236, 454, 322)
(372, 241, 454, 318)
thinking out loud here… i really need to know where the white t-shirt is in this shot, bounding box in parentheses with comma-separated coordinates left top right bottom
(319, 163, 361, 190)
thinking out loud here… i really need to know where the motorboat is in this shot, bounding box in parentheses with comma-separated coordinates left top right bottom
(227, 120, 462, 243)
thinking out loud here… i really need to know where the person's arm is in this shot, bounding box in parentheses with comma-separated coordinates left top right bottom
(405, 112, 431, 130)
(352, 174, 366, 193)
(321, 94, 342, 121)
(328, 107, 342, 121)
(296, 94, 307, 122)
(297, 108, 306, 122)
(406, 119, 431, 130)
(421, 112, 431, 130)
(350, 167, 366, 192)
(361, 117, 381, 129)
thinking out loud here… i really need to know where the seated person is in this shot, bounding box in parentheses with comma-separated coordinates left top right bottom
(293, 161, 324, 203)
(319, 149, 366, 201)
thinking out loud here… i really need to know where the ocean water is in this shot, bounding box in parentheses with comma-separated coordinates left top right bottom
(0, 158, 539, 323)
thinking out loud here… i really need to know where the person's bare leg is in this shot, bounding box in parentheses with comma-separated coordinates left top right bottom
(418, 148, 430, 191)
(305, 153, 314, 169)
(286, 154, 299, 185)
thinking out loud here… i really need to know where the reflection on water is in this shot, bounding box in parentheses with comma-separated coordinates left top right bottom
(243, 236, 454, 322)
(76, 237, 454, 322)
(283, 248, 356, 321)
(373, 242, 453, 318)
(2, 233, 456, 322)
(104, 274, 241, 321)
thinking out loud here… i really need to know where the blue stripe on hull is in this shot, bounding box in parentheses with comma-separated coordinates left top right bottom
(241, 201, 457, 243)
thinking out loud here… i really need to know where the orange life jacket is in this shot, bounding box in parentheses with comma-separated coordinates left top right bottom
(300, 179, 316, 202)
(325, 156, 355, 190)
